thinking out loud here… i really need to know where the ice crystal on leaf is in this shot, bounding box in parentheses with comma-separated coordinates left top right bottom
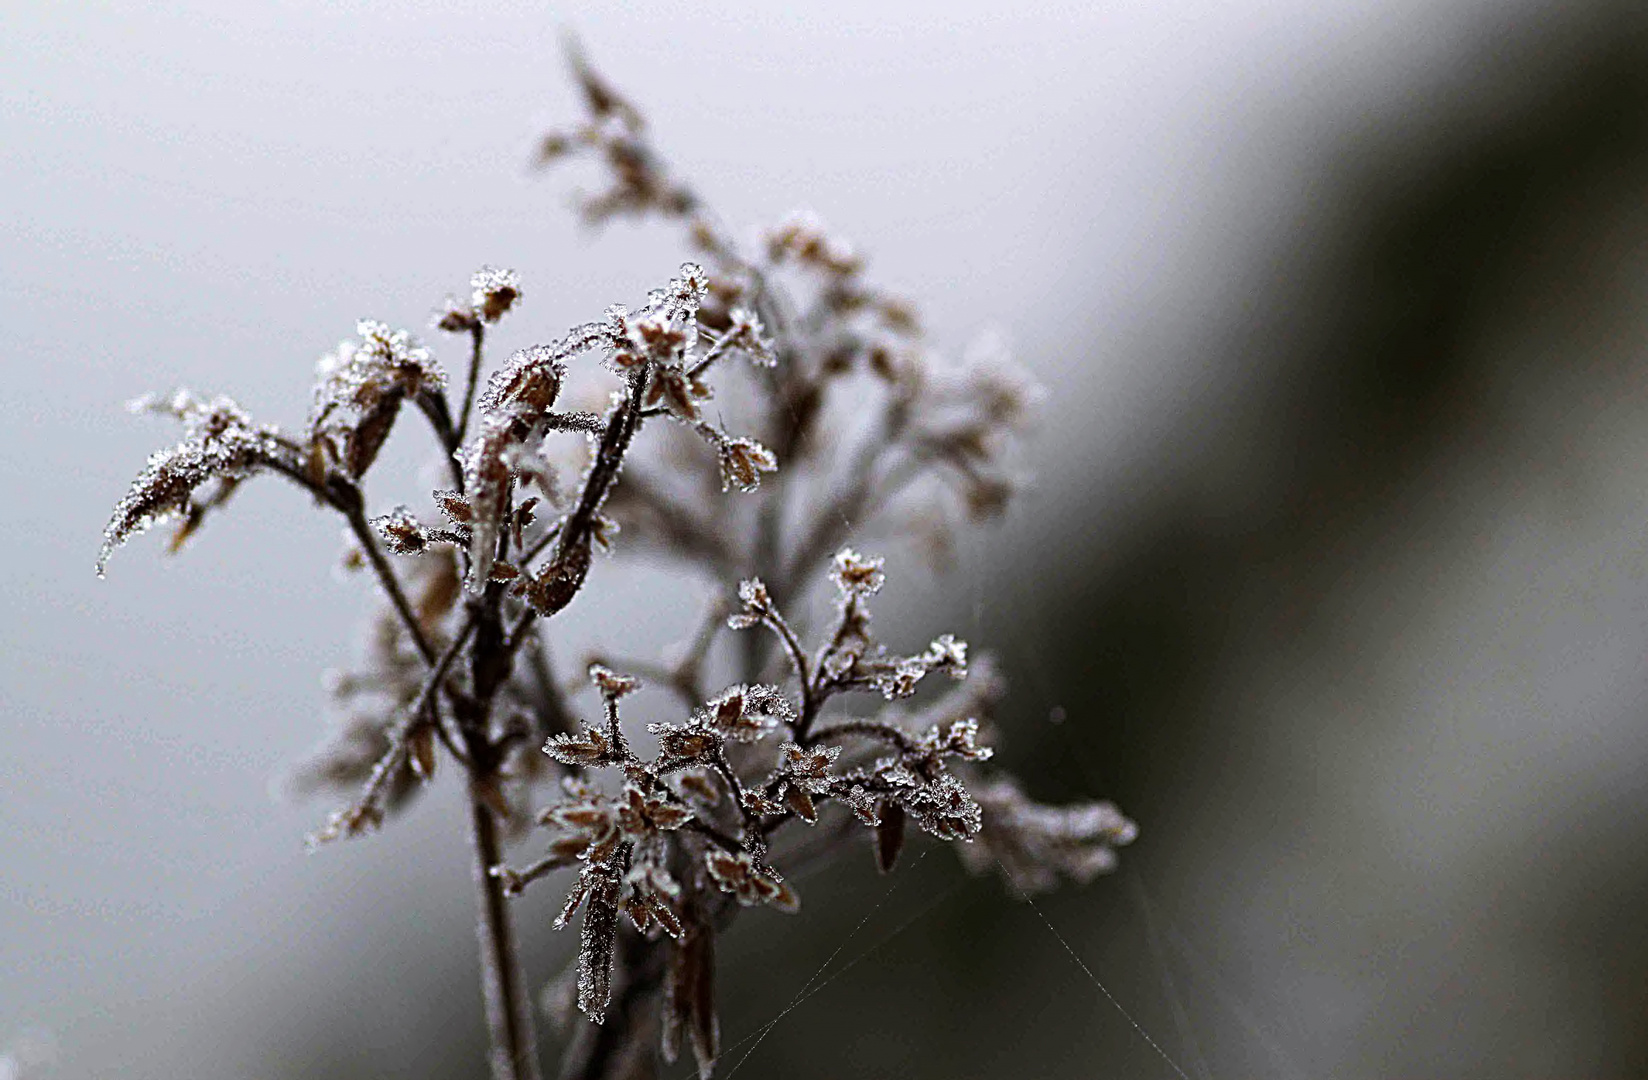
(370, 505, 431, 555)
(829, 547, 886, 596)
(710, 434, 777, 493)
(544, 725, 623, 769)
(589, 663, 641, 701)
(698, 684, 791, 742)
(457, 410, 525, 591)
(310, 321, 445, 481)
(98, 392, 286, 576)
(615, 783, 692, 837)
(622, 862, 684, 940)
(704, 849, 799, 913)
(472, 266, 523, 324)
(476, 345, 566, 421)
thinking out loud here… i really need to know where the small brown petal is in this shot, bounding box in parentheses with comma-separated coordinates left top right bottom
(874, 802, 906, 874)
(408, 723, 436, 781)
(783, 785, 817, 824)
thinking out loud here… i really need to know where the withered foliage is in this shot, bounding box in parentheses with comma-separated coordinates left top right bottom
(97, 50, 1135, 1080)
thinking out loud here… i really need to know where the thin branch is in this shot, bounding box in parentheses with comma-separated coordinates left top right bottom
(415, 388, 468, 490)
(491, 852, 576, 897)
(265, 453, 445, 668)
(804, 718, 917, 753)
(684, 816, 746, 855)
(522, 630, 578, 742)
(519, 522, 564, 570)
(583, 653, 698, 707)
(780, 403, 917, 590)
(544, 410, 605, 434)
(343, 502, 438, 665)
(469, 793, 544, 1080)
(755, 608, 815, 737)
(310, 617, 476, 844)
(456, 323, 487, 447)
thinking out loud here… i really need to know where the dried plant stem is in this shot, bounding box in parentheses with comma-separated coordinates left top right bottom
(470, 791, 544, 1080)
(327, 617, 476, 835)
(461, 368, 654, 1080)
(344, 503, 438, 663)
(456, 323, 487, 446)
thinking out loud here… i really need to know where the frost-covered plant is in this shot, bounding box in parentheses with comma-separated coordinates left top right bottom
(97, 49, 1137, 1080)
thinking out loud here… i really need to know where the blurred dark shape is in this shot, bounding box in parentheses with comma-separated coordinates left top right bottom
(970, 6, 1648, 1079)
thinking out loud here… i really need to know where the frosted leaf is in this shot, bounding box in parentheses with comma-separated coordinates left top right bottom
(432, 489, 473, 524)
(309, 321, 445, 479)
(919, 634, 968, 678)
(622, 862, 684, 939)
(918, 717, 993, 762)
(642, 263, 708, 324)
(644, 363, 710, 421)
(600, 263, 710, 384)
(125, 388, 249, 430)
(471, 266, 522, 324)
(872, 756, 921, 789)
(741, 788, 785, 817)
(766, 211, 863, 276)
(648, 720, 722, 764)
(433, 294, 478, 334)
(837, 783, 883, 825)
(727, 578, 773, 629)
(98, 395, 285, 576)
(898, 771, 982, 841)
(570, 864, 621, 1020)
(782, 784, 819, 824)
(589, 513, 619, 554)
(476, 345, 566, 420)
(778, 741, 839, 793)
(539, 781, 621, 864)
(959, 778, 1138, 894)
(872, 659, 925, 700)
(662, 912, 719, 1076)
(703, 849, 799, 913)
(874, 802, 907, 873)
(544, 725, 621, 768)
(370, 506, 428, 555)
(615, 783, 692, 837)
(695, 684, 791, 743)
(713, 435, 777, 493)
(677, 771, 720, 806)
(830, 548, 885, 597)
(725, 307, 776, 367)
(515, 530, 592, 618)
(287, 711, 418, 819)
(501, 440, 563, 506)
(588, 663, 640, 700)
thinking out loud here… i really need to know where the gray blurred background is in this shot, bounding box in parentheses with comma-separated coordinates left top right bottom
(7, 1, 1648, 1076)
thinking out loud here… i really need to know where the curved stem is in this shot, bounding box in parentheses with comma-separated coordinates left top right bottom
(343, 503, 437, 664)
(457, 323, 487, 447)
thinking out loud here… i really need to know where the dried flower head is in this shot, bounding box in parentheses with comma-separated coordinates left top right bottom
(472, 266, 522, 324)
